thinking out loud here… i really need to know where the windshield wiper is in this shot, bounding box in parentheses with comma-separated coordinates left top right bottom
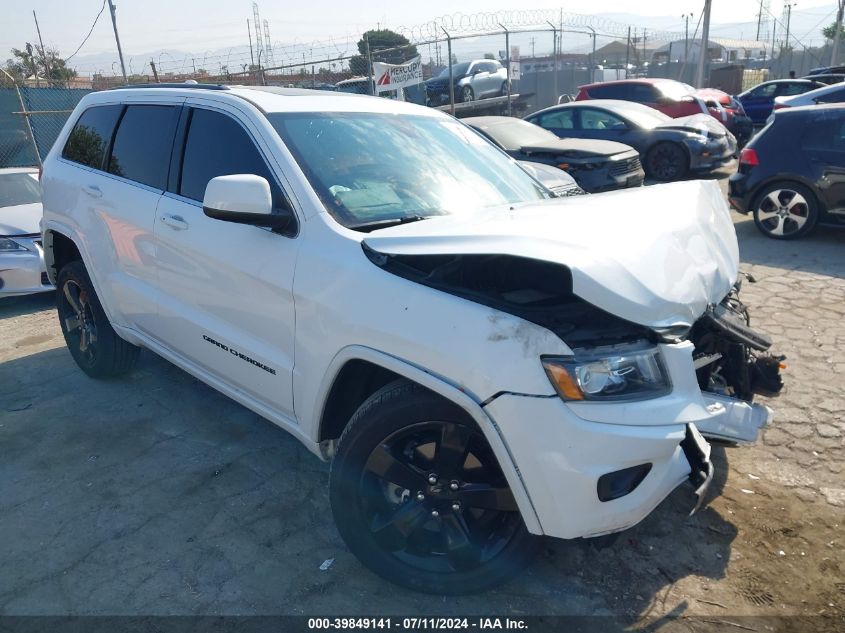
(349, 215, 429, 232)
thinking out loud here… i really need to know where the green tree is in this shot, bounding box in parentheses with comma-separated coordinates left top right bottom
(822, 22, 845, 41)
(348, 29, 418, 76)
(4, 45, 77, 86)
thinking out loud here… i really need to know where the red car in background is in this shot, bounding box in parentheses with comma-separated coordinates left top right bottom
(576, 79, 753, 145)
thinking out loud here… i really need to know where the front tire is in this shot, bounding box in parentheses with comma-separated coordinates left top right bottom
(461, 85, 474, 102)
(329, 380, 540, 594)
(57, 260, 140, 378)
(645, 142, 688, 181)
(752, 181, 818, 240)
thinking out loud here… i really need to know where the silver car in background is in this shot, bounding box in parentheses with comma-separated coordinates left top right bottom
(426, 59, 509, 104)
(0, 167, 54, 297)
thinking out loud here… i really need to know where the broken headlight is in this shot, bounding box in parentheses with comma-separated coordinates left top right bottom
(542, 343, 671, 402)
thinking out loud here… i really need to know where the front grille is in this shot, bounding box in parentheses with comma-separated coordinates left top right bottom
(609, 156, 642, 176)
(555, 185, 588, 197)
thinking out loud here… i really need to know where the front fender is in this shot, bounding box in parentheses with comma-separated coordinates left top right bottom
(311, 344, 544, 535)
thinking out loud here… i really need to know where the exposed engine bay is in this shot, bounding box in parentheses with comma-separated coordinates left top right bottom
(364, 248, 784, 403)
(689, 280, 784, 402)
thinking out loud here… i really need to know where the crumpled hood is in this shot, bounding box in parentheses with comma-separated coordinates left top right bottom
(520, 137, 636, 158)
(658, 114, 727, 138)
(0, 202, 43, 236)
(362, 180, 738, 329)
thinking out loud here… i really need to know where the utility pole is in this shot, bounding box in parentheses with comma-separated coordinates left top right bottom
(695, 0, 712, 88)
(150, 59, 159, 82)
(832, 0, 844, 65)
(106, 0, 127, 81)
(756, 0, 764, 40)
(683, 13, 693, 62)
(529, 37, 536, 58)
(784, 2, 796, 70)
(32, 11, 52, 84)
(247, 19, 255, 67)
(626, 26, 631, 74)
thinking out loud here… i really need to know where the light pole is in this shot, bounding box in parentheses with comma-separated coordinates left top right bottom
(784, 2, 797, 74)
(833, 0, 844, 65)
(683, 13, 693, 62)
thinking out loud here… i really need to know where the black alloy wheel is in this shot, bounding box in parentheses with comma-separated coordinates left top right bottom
(646, 142, 688, 181)
(330, 380, 540, 594)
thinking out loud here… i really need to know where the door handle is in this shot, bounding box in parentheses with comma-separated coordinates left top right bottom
(83, 184, 102, 199)
(160, 213, 189, 230)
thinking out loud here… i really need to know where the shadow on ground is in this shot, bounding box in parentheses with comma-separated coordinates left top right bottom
(0, 292, 56, 321)
(734, 216, 845, 278)
(1, 345, 735, 619)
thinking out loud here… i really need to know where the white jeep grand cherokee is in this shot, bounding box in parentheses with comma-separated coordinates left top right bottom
(41, 85, 782, 594)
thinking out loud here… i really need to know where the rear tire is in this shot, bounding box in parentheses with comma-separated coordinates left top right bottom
(329, 379, 541, 594)
(56, 260, 140, 378)
(752, 181, 819, 240)
(645, 142, 688, 181)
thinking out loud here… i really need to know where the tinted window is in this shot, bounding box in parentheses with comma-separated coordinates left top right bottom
(801, 113, 845, 152)
(779, 82, 811, 96)
(62, 105, 123, 169)
(749, 83, 777, 98)
(588, 84, 629, 99)
(108, 105, 179, 189)
(0, 172, 40, 207)
(814, 87, 845, 104)
(580, 108, 627, 130)
(179, 108, 278, 203)
(538, 110, 575, 130)
(629, 84, 659, 103)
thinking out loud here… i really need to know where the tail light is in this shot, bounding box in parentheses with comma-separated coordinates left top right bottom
(739, 147, 759, 167)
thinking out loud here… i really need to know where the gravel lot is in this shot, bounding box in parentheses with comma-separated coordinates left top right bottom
(1, 169, 843, 629)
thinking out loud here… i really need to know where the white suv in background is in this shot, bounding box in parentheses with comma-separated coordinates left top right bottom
(41, 84, 781, 594)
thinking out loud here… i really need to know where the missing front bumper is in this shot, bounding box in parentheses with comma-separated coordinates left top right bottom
(681, 423, 714, 515)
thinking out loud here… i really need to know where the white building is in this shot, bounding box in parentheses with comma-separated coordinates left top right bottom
(654, 38, 772, 64)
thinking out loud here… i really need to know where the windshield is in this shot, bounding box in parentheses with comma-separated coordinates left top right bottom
(268, 112, 548, 230)
(438, 63, 470, 78)
(0, 172, 40, 207)
(479, 119, 560, 150)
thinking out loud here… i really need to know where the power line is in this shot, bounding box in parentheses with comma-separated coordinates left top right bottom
(65, 0, 107, 62)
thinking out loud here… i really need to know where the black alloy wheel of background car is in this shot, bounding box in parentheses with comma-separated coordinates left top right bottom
(646, 142, 688, 181)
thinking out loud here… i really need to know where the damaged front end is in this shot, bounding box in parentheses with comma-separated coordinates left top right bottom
(686, 280, 785, 404)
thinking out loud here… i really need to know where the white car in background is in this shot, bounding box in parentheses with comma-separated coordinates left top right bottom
(769, 81, 845, 122)
(0, 167, 54, 297)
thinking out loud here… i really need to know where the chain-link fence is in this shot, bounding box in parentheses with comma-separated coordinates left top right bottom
(0, 71, 91, 168)
(1, 9, 839, 169)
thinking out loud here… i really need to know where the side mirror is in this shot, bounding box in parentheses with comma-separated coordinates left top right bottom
(202, 174, 295, 232)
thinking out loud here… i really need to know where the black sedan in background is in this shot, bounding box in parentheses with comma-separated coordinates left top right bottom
(729, 104, 845, 240)
(465, 116, 644, 193)
(525, 100, 736, 181)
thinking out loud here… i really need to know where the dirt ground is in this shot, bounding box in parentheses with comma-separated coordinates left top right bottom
(1, 173, 843, 630)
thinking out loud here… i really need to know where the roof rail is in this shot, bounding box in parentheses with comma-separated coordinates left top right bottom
(108, 82, 230, 91)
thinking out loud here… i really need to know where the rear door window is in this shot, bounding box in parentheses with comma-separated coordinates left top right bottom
(177, 108, 280, 204)
(801, 112, 845, 152)
(629, 84, 659, 103)
(538, 110, 575, 130)
(62, 105, 123, 169)
(814, 87, 845, 104)
(778, 82, 811, 96)
(749, 83, 777, 99)
(107, 105, 180, 189)
(588, 83, 629, 99)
